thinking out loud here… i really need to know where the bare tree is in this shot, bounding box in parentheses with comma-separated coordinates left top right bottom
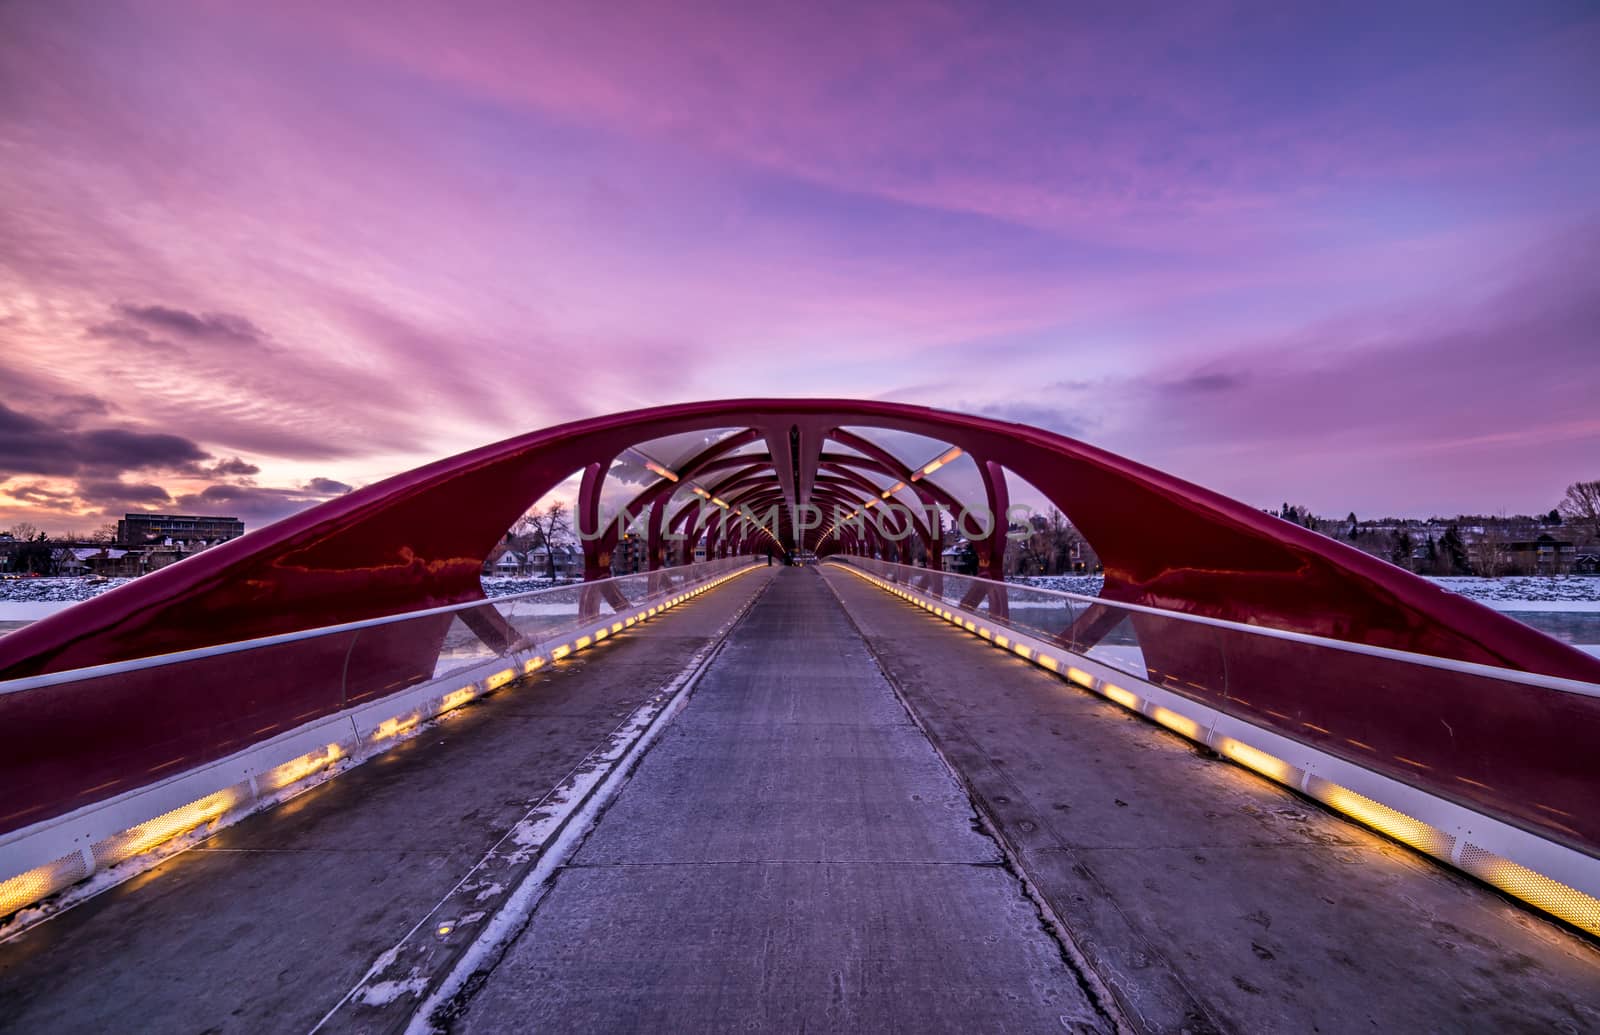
(1472, 522, 1514, 578)
(8, 522, 41, 542)
(89, 523, 119, 544)
(1558, 480, 1600, 546)
(517, 501, 575, 580)
(1044, 507, 1082, 574)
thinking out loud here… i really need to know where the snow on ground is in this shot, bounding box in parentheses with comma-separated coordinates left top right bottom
(3, 572, 1596, 633)
(0, 577, 131, 605)
(1426, 576, 1600, 610)
(1006, 575, 1106, 596)
(1007, 574, 1600, 610)
(481, 575, 579, 597)
(0, 574, 575, 626)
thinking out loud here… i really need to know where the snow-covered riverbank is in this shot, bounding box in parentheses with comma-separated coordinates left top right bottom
(3, 572, 1598, 628)
(1007, 574, 1600, 612)
(0, 574, 576, 624)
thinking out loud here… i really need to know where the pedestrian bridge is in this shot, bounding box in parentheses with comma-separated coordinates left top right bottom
(1, 400, 1597, 1033)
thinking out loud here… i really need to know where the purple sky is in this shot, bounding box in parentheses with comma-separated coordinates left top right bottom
(2, 1, 1597, 535)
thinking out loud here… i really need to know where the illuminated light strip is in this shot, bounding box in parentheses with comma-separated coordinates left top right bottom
(911, 446, 963, 481)
(826, 558, 1600, 938)
(1148, 705, 1203, 740)
(1458, 846, 1600, 934)
(372, 714, 422, 741)
(257, 744, 344, 795)
(1309, 780, 1458, 857)
(644, 460, 679, 482)
(1216, 737, 1298, 785)
(1100, 682, 1141, 710)
(441, 687, 477, 713)
(0, 854, 89, 920)
(0, 562, 768, 924)
(97, 786, 248, 862)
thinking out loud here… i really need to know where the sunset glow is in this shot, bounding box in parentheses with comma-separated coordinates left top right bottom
(2, 1, 1596, 533)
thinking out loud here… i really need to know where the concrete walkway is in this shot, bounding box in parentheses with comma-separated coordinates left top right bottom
(822, 565, 1600, 1034)
(455, 566, 1115, 1032)
(0, 570, 774, 1034)
(4, 564, 1598, 1033)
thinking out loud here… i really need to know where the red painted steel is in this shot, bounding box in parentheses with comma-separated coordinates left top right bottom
(2, 400, 1597, 846)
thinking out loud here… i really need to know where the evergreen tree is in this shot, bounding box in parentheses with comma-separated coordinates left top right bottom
(1440, 525, 1469, 575)
(1389, 528, 1414, 570)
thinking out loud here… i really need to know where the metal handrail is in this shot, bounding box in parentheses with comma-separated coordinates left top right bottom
(829, 557, 1600, 699)
(0, 557, 759, 696)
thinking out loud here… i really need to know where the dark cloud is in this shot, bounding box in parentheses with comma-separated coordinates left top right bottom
(175, 456, 262, 479)
(75, 479, 175, 509)
(214, 457, 261, 477)
(1, 481, 79, 511)
(171, 479, 353, 528)
(114, 304, 264, 345)
(0, 401, 212, 479)
(81, 300, 402, 462)
(1161, 371, 1248, 394)
(78, 428, 211, 469)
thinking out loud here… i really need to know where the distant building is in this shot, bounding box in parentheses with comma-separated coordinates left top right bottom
(612, 533, 645, 575)
(1507, 535, 1577, 576)
(117, 513, 245, 545)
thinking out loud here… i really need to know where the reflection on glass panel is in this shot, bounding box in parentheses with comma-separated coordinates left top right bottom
(1000, 586, 1080, 643)
(432, 613, 504, 680)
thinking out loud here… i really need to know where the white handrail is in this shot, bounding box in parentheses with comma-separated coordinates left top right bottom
(0, 557, 759, 696)
(831, 557, 1600, 699)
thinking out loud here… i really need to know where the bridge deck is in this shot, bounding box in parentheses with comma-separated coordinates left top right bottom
(822, 567, 1600, 1032)
(2, 566, 1597, 1033)
(0, 571, 775, 1033)
(456, 564, 1110, 1032)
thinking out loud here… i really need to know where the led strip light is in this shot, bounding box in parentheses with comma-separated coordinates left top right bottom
(830, 561, 1600, 938)
(0, 563, 766, 926)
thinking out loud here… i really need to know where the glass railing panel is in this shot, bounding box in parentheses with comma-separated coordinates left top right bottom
(0, 632, 356, 831)
(997, 584, 1080, 644)
(1217, 634, 1600, 851)
(1080, 611, 1150, 681)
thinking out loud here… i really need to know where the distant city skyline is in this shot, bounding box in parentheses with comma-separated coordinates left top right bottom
(2, 1, 1596, 536)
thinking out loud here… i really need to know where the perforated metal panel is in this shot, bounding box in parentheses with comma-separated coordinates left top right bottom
(0, 850, 91, 918)
(1305, 777, 1458, 858)
(1459, 843, 1600, 934)
(89, 782, 252, 870)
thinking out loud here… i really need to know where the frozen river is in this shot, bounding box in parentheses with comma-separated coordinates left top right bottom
(2, 577, 1598, 658)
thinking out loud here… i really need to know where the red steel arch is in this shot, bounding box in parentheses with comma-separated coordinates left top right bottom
(2, 399, 1597, 848)
(4, 397, 1595, 679)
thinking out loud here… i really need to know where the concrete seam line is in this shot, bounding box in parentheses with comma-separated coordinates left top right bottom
(400, 570, 778, 1035)
(816, 566, 1136, 1035)
(302, 569, 771, 1033)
